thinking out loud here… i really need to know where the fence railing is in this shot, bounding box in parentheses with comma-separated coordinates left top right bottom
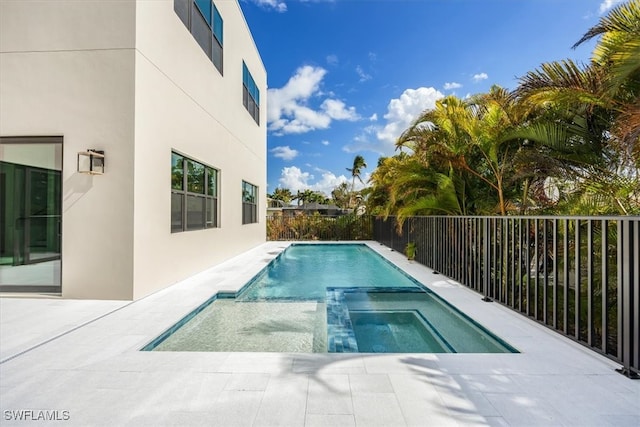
(373, 215, 639, 378)
(267, 215, 372, 241)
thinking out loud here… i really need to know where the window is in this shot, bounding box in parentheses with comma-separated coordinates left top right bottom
(242, 181, 258, 224)
(171, 152, 219, 232)
(242, 62, 260, 125)
(174, 0, 224, 74)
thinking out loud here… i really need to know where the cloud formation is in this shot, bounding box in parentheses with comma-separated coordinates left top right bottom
(270, 146, 299, 160)
(444, 82, 462, 90)
(356, 65, 372, 82)
(326, 54, 338, 65)
(345, 87, 444, 155)
(251, 0, 287, 12)
(268, 66, 359, 135)
(278, 166, 346, 195)
(377, 87, 444, 145)
(278, 166, 369, 195)
(599, 0, 624, 14)
(472, 72, 488, 82)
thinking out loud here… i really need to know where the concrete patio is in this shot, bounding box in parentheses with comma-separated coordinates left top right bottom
(1, 242, 638, 426)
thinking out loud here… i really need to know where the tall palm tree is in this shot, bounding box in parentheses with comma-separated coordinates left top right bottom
(346, 155, 367, 208)
(346, 155, 367, 192)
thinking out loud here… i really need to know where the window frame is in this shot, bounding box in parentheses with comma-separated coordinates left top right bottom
(171, 151, 219, 233)
(242, 180, 258, 225)
(174, 0, 224, 74)
(242, 62, 260, 125)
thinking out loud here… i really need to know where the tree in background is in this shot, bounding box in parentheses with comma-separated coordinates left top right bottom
(346, 155, 367, 208)
(365, 1, 639, 217)
(268, 187, 294, 205)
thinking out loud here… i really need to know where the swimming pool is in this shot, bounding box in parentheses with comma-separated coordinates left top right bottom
(143, 244, 517, 353)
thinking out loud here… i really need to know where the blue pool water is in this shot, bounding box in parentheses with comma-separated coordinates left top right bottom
(144, 244, 517, 353)
(237, 243, 420, 301)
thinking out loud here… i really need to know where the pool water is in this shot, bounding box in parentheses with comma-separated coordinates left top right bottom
(237, 244, 420, 301)
(350, 311, 450, 353)
(145, 244, 517, 354)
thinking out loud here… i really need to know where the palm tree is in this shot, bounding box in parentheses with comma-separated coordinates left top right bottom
(513, 1, 640, 214)
(396, 87, 528, 215)
(346, 155, 367, 208)
(331, 182, 351, 209)
(574, 0, 640, 164)
(269, 187, 293, 205)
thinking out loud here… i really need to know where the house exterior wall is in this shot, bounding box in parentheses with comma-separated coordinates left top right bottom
(130, 0, 267, 299)
(0, 0, 137, 300)
(0, 0, 267, 300)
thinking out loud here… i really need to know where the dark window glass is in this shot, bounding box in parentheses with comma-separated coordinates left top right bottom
(195, 0, 212, 26)
(213, 5, 223, 45)
(171, 153, 184, 190)
(171, 151, 218, 232)
(171, 193, 184, 232)
(174, 0, 190, 28)
(186, 195, 206, 230)
(174, 1, 222, 75)
(242, 62, 260, 125)
(242, 86, 249, 109)
(212, 39, 223, 74)
(187, 160, 205, 194)
(191, 4, 212, 60)
(242, 181, 258, 224)
(206, 197, 217, 228)
(206, 167, 217, 197)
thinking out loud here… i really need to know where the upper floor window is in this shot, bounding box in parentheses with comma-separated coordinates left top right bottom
(171, 152, 219, 232)
(242, 62, 260, 125)
(174, 0, 224, 74)
(242, 181, 258, 224)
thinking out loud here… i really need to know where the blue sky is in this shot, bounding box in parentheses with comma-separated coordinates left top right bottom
(238, 0, 624, 197)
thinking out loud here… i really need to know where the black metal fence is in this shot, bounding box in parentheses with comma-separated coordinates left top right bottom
(374, 215, 639, 378)
(267, 215, 372, 241)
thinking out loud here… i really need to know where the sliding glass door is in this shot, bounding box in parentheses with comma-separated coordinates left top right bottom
(0, 137, 62, 293)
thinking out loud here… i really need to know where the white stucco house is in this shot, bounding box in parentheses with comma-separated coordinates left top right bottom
(0, 0, 267, 300)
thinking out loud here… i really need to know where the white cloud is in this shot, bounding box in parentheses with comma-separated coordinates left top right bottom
(377, 87, 444, 145)
(444, 82, 462, 90)
(268, 66, 359, 135)
(326, 54, 338, 65)
(321, 99, 359, 121)
(369, 113, 378, 122)
(251, 0, 287, 12)
(368, 52, 377, 62)
(472, 72, 488, 82)
(321, 140, 330, 146)
(599, 0, 624, 14)
(345, 87, 444, 155)
(278, 166, 352, 195)
(356, 65, 372, 82)
(270, 145, 299, 160)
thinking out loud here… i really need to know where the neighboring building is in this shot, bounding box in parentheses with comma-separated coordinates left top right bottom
(282, 203, 347, 217)
(0, 0, 267, 300)
(266, 197, 287, 218)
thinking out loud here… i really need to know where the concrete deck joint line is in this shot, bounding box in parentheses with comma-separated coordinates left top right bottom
(0, 301, 134, 365)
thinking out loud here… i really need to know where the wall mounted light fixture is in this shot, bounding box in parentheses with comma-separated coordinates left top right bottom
(77, 149, 105, 175)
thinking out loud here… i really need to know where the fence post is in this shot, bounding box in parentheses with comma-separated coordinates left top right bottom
(616, 218, 639, 378)
(482, 217, 492, 302)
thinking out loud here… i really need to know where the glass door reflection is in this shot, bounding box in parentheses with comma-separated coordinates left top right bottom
(0, 138, 62, 293)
